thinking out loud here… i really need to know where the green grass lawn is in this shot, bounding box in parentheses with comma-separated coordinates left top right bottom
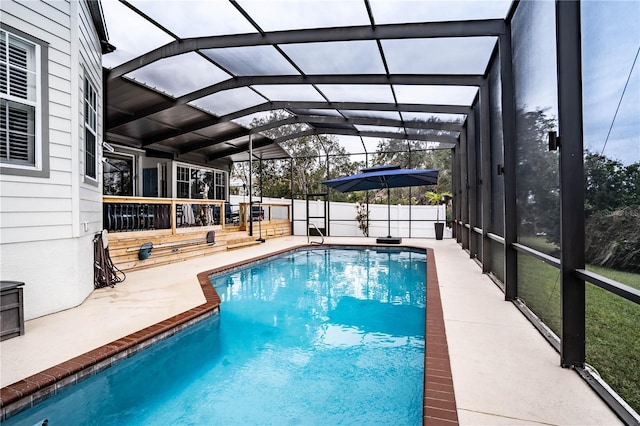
(516, 255, 640, 413)
(586, 265, 640, 290)
(517, 235, 560, 257)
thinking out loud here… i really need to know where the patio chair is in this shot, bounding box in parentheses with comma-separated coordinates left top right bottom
(225, 202, 240, 225)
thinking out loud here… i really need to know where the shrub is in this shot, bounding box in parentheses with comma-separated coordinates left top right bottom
(585, 207, 640, 272)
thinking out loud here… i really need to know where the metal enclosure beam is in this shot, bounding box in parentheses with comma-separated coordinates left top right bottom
(207, 136, 273, 161)
(556, 0, 585, 368)
(233, 101, 472, 118)
(452, 146, 461, 242)
(273, 128, 459, 145)
(110, 74, 483, 129)
(459, 127, 469, 250)
(499, 28, 518, 301)
(252, 115, 465, 134)
(467, 104, 478, 258)
(165, 114, 462, 154)
(108, 19, 505, 79)
(177, 128, 250, 153)
(134, 101, 470, 146)
(480, 81, 493, 273)
(249, 134, 254, 236)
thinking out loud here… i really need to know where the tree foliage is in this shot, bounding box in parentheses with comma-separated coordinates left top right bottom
(583, 151, 639, 271)
(514, 107, 560, 244)
(425, 190, 453, 223)
(372, 139, 452, 205)
(585, 207, 640, 272)
(232, 112, 455, 203)
(232, 113, 455, 204)
(584, 151, 640, 216)
(355, 200, 370, 237)
(231, 111, 359, 200)
(513, 107, 640, 259)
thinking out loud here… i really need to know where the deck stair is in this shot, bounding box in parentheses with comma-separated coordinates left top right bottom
(107, 229, 262, 272)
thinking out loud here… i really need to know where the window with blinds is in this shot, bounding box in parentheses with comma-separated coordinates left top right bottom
(0, 29, 37, 167)
(85, 77, 98, 179)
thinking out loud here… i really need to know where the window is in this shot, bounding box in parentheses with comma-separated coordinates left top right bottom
(215, 171, 226, 200)
(176, 164, 227, 199)
(177, 166, 190, 198)
(0, 25, 48, 177)
(0, 29, 37, 166)
(103, 152, 134, 196)
(84, 77, 98, 180)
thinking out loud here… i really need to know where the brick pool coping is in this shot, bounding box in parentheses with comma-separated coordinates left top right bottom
(424, 248, 459, 425)
(1, 244, 458, 425)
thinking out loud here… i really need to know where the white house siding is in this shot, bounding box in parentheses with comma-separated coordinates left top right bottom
(0, 0, 103, 320)
(78, 0, 103, 235)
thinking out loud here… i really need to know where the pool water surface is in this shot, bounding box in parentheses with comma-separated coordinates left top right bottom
(5, 247, 427, 425)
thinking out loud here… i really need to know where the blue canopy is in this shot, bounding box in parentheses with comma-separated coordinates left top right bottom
(322, 165, 439, 193)
(322, 166, 439, 244)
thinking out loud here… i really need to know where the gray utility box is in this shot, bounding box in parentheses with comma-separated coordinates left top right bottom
(1, 281, 25, 341)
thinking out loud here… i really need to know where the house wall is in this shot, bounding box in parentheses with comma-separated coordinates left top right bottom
(0, 0, 103, 319)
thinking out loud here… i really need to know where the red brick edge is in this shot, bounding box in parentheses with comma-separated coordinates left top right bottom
(424, 248, 459, 425)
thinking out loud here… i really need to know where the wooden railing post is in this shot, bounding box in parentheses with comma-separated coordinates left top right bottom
(171, 199, 177, 235)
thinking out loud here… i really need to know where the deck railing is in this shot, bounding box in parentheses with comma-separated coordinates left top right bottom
(103, 197, 291, 235)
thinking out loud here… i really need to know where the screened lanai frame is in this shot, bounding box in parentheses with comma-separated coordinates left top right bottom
(100, 1, 639, 423)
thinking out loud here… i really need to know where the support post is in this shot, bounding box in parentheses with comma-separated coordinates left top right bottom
(290, 158, 294, 235)
(387, 187, 391, 238)
(480, 81, 492, 273)
(452, 146, 461, 243)
(459, 128, 469, 250)
(556, 0, 585, 368)
(500, 29, 518, 301)
(249, 133, 253, 237)
(467, 103, 478, 258)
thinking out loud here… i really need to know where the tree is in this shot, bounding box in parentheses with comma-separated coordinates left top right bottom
(584, 150, 640, 216)
(583, 151, 639, 271)
(232, 111, 358, 200)
(514, 107, 560, 245)
(373, 138, 451, 205)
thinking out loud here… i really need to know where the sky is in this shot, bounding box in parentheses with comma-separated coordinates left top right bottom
(581, 1, 640, 165)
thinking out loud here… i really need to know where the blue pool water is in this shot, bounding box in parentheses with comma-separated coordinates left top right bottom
(6, 247, 426, 425)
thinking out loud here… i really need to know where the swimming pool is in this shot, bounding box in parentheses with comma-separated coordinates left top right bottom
(4, 247, 427, 425)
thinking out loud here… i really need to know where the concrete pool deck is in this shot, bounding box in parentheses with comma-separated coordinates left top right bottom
(0, 236, 622, 425)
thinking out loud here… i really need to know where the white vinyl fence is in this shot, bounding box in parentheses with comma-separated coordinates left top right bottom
(230, 196, 452, 239)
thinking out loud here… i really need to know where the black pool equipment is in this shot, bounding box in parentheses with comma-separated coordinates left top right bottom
(254, 202, 265, 243)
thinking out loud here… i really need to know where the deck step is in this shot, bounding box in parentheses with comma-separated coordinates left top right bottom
(227, 240, 263, 250)
(124, 238, 204, 252)
(106, 224, 290, 273)
(114, 244, 227, 272)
